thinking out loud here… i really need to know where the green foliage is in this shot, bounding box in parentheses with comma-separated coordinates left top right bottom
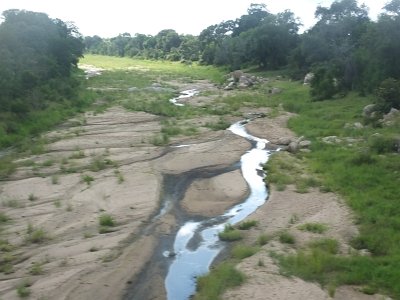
(298, 223, 328, 234)
(309, 238, 339, 254)
(237, 220, 258, 230)
(26, 228, 48, 244)
(375, 78, 400, 113)
(0, 212, 10, 223)
(195, 262, 245, 300)
(218, 224, 243, 242)
(29, 262, 44, 275)
(16, 280, 31, 298)
(81, 174, 94, 185)
(99, 214, 115, 227)
(257, 233, 272, 246)
(279, 231, 295, 244)
(231, 245, 259, 259)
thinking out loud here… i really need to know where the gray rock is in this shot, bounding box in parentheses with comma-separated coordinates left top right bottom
(303, 72, 314, 85)
(362, 104, 377, 118)
(299, 140, 312, 148)
(277, 137, 292, 145)
(288, 141, 299, 153)
(224, 82, 236, 90)
(381, 108, 399, 126)
(322, 136, 342, 144)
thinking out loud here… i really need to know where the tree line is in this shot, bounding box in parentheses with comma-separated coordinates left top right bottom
(0, 9, 86, 147)
(85, 0, 400, 107)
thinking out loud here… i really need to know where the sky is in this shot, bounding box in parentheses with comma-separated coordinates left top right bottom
(0, 0, 389, 37)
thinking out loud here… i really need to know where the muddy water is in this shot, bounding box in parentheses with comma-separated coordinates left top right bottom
(165, 121, 271, 300)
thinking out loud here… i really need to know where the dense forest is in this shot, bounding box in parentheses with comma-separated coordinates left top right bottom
(85, 0, 400, 106)
(0, 9, 89, 147)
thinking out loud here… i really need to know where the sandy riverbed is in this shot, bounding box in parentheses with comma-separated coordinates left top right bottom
(0, 80, 385, 300)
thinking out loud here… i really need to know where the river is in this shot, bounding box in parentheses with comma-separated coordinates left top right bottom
(164, 93, 272, 299)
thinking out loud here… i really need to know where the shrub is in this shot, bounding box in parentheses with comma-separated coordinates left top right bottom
(298, 223, 328, 234)
(195, 262, 245, 300)
(99, 214, 115, 227)
(237, 220, 258, 230)
(375, 78, 400, 113)
(16, 280, 31, 298)
(81, 174, 94, 185)
(218, 224, 242, 241)
(279, 231, 295, 244)
(309, 238, 339, 254)
(0, 212, 10, 223)
(27, 228, 48, 244)
(257, 233, 272, 246)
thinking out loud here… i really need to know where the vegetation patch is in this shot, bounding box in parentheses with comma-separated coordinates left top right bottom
(279, 231, 295, 244)
(237, 220, 258, 230)
(231, 245, 259, 260)
(298, 223, 328, 234)
(195, 262, 245, 300)
(218, 224, 242, 242)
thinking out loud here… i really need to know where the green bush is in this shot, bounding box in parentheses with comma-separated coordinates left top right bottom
(279, 231, 295, 244)
(195, 262, 245, 300)
(99, 214, 115, 227)
(237, 220, 258, 230)
(298, 223, 328, 234)
(218, 224, 242, 241)
(309, 238, 339, 254)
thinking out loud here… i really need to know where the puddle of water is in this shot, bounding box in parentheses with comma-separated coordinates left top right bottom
(169, 89, 198, 106)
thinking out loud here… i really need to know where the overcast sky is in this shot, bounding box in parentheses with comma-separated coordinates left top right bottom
(0, 0, 389, 37)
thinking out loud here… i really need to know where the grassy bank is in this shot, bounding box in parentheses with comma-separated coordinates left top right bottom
(265, 84, 400, 298)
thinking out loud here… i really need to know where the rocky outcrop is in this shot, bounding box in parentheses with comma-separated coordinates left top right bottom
(275, 136, 312, 153)
(224, 70, 263, 90)
(381, 108, 399, 126)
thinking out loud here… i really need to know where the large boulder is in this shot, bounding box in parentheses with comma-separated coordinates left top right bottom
(362, 104, 377, 119)
(381, 108, 399, 126)
(303, 73, 314, 85)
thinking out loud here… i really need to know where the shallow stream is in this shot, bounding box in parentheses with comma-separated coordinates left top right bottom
(165, 116, 271, 300)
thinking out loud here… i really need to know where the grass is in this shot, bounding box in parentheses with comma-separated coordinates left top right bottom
(29, 262, 44, 275)
(267, 82, 400, 298)
(218, 224, 242, 242)
(81, 174, 94, 185)
(231, 245, 259, 260)
(279, 231, 295, 244)
(298, 223, 328, 234)
(99, 214, 115, 227)
(195, 262, 245, 300)
(16, 280, 31, 298)
(98, 213, 116, 234)
(26, 228, 48, 244)
(237, 220, 258, 230)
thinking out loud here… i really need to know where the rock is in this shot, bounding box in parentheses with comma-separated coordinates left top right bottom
(362, 104, 377, 118)
(231, 70, 244, 82)
(224, 82, 236, 90)
(128, 87, 138, 92)
(270, 87, 282, 94)
(296, 136, 305, 143)
(381, 108, 399, 126)
(322, 136, 342, 144)
(299, 140, 311, 148)
(151, 82, 162, 88)
(344, 122, 364, 129)
(288, 141, 299, 153)
(303, 72, 314, 85)
(277, 137, 292, 145)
